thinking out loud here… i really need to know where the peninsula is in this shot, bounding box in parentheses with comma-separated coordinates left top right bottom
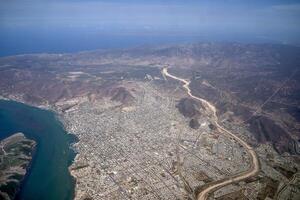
(0, 133, 36, 200)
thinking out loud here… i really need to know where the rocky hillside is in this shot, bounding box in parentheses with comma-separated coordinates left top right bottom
(0, 43, 299, 154)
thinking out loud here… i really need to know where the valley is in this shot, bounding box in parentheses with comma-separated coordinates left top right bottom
(0, 43, 299, 199)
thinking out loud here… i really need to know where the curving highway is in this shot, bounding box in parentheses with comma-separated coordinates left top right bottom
(162, 68, 260, 200)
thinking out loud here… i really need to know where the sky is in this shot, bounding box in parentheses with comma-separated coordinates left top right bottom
(1, 0, 300, 55)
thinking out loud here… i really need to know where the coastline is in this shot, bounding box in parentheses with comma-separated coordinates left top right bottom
(0, 97, 78, 200)
(0, 133, 36, 200)
(15, 135, 37, 200)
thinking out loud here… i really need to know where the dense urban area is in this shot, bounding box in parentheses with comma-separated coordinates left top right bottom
(0, 43, 299, 199)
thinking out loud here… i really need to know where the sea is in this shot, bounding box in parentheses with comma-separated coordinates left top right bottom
(0, 100, 76, 200)
(0, 27, 277, 57)
(0, 28, 283, 199)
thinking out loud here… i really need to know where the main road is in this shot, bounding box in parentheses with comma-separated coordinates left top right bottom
(162, 68, 260, 200)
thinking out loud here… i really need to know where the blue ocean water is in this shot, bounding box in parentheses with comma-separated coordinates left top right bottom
(0, 27, 276, 57)
(0, 100, 76, 200)
(0, 28, 199, 57)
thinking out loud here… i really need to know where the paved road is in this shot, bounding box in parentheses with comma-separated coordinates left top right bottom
(162, 68, 260, 200)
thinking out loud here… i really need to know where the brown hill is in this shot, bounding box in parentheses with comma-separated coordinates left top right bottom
(176, 98, 201, 118)
(110, 87, 134, 104)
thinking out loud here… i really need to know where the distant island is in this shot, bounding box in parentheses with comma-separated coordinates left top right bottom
(0, 133, 36, 200)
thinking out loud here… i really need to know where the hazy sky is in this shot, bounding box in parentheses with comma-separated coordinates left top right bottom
(1, 0, 300, 43)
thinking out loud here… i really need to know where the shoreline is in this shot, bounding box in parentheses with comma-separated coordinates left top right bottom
(15, 135, 37, 200)
(0, 133, 36, 200)
(0, 98, 79, 200)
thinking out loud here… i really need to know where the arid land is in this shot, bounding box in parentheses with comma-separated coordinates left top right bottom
(0, 43, 299, 199)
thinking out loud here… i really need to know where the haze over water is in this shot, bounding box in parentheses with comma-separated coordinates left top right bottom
(1, 0, 300, 57)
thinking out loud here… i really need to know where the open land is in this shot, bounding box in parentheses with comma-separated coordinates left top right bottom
(0, 43, 299, 199)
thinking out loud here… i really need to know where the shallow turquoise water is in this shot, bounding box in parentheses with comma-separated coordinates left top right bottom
(0, 100, 76, 200)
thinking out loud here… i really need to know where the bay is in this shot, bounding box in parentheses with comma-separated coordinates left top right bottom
(0, 100, 76, 200)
